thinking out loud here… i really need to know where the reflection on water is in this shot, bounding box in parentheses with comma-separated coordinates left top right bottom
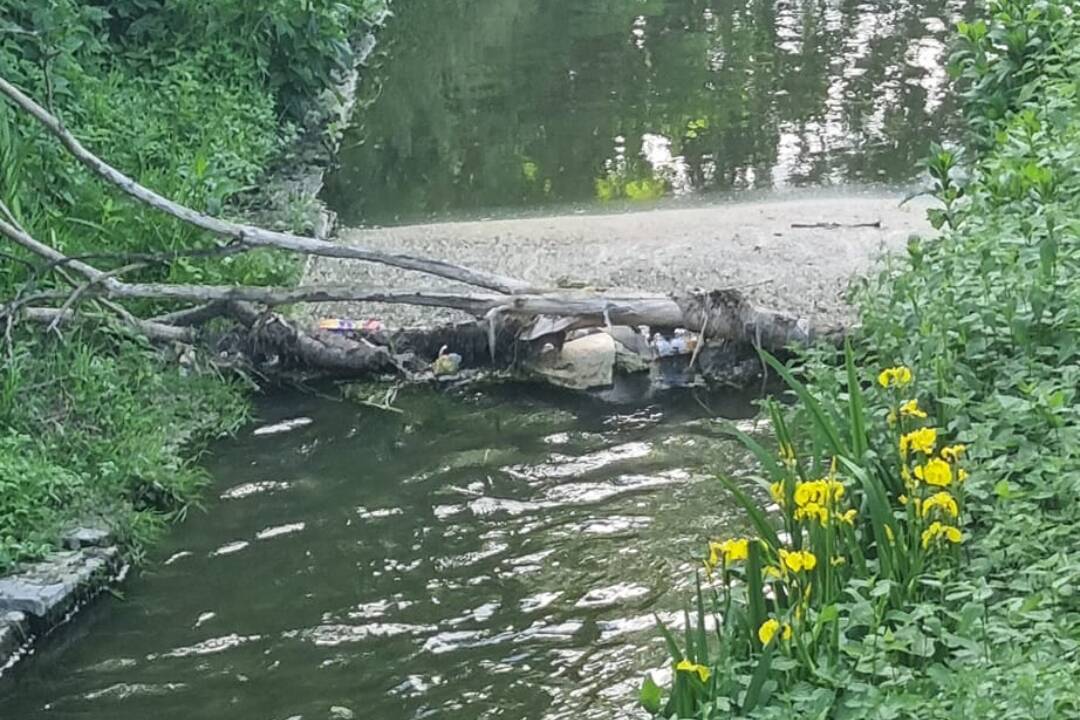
(0, 387, 764, 720)
(324, 0, 971, 225)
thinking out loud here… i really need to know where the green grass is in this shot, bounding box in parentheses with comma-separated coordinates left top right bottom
(0, 1, 386, 572)
(0, 331, 249, 570)
(649, 1, 1080, 717)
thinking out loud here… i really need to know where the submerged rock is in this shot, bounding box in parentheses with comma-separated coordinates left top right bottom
(525, 333, 616, 389)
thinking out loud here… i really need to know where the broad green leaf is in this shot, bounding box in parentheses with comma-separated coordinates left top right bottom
(639, 675, 663, 715)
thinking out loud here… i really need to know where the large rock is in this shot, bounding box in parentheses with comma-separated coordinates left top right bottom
(61, 525, 114, 551)
(0, 547, 120, 627)
(527, 333, 616, 390)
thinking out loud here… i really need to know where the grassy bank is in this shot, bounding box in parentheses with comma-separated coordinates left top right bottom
(0, 1, 385, 571)
(651, 1, 1080, 717)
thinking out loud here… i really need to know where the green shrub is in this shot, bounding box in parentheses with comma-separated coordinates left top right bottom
(648, 352, 973, 717)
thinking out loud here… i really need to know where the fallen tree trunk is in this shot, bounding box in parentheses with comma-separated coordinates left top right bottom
(225, 302, 395, 375)
(77, 280, 820, 350)
(0, 75, 838, 385)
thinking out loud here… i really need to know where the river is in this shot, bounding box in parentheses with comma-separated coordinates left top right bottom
(3, 387, 761, 719)
(1, 0, 962, 717)
(323, 0, 969, 226)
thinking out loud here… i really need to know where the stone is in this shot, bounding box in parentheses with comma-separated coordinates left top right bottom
(61, 526, 114, 551)
(526, 333, 616, 390)
(602, 325, 652, 357)
(613, 340, 652, 374)
(0, 547, 119, 624)
(329, 706, 355, 720)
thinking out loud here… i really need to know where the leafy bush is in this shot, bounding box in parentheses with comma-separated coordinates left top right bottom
(650, 0, 1080, 716)
(0, 0, 385, 570)
(648, 353, 973, 716)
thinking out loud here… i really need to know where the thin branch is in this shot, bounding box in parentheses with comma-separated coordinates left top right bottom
(0, 215, 106, 282)
(150, 302, 227, 326)
(61, 239, 249, 267)
(22, 307, 193, 343)
(0, 248, 40, 275)
(46, 262, 146, 333)
(0, 74, 539, 295)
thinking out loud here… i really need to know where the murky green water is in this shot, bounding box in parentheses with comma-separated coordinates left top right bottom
(1, 386, 767, 720)
(324, 0, 969, 226)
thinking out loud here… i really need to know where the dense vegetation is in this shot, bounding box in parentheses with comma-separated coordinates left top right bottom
(650, 1, 1080, 717)
(0, 0, 385, 571)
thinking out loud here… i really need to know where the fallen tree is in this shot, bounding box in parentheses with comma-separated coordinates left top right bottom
(0, 75, 833, 383)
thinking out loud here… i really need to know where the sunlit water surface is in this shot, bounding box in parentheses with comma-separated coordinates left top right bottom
(2, 386, 768, 720)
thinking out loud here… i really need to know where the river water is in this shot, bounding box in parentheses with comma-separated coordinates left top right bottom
(323, 0, 970, 226)
(3, 387, 761, 719)
(2, 1, 963, 718)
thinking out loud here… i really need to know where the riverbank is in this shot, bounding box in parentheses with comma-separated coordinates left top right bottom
(305, 193, 932, 330)
(0, 1, 387, 671)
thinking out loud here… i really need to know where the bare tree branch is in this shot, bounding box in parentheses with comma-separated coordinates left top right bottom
(22, 307, 194, 343)
(150, 302, 228, 326)
(0, 74, 541, 295)
(46, 262, 146, 333)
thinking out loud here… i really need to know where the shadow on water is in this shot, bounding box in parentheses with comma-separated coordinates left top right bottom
(324, 0, 973, 226)
(1, 384, 772, 720)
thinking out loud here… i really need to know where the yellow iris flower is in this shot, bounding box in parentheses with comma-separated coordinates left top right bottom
(900, 427, 937, 457)
(915, 457, 953, 487)
(705, 538, 749, 576)
(757, 618, 793, 646)
(941, 444, 967, 462)
(878, 366, 913, 389)
(921, 520, 963, 549)
(675, 659, 711, 683)
(899, 399, 928, 419)
(779, 549, 818, 573)
(922, 491, 959, 518)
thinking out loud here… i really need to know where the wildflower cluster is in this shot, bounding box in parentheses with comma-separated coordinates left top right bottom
(652, 360, 974, 717)
(886, 372, 968, 554)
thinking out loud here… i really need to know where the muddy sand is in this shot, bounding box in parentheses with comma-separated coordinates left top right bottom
(302, 193, 932, 329)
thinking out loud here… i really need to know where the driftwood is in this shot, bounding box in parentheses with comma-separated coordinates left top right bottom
(0, 75, 831, 382)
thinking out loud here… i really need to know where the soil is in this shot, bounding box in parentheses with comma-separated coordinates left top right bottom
(302, 191, 933, 329)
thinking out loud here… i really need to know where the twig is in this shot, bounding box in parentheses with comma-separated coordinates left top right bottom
(0, 248, 40, 274)
(22, 307, 194, 342)
(150, 302, 227, 326)
(359, 385, 404, 413)
(790, 220, 882, 230)
(688, 306, 708, 371)
(46, 262, 146, 334)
